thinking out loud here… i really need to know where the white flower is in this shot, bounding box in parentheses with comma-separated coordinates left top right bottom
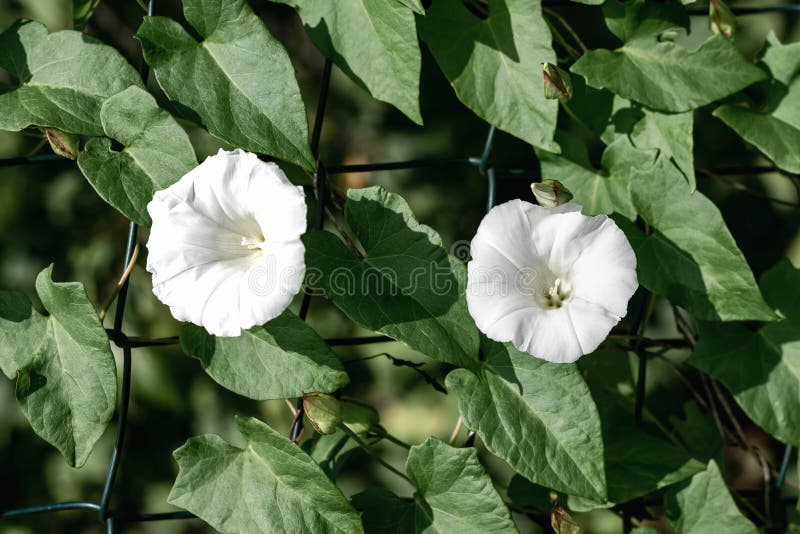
(146, 149, 306, 337)
(466, 200, 638, 363)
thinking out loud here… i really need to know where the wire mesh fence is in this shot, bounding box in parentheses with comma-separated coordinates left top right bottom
(0, 1, 798, 532)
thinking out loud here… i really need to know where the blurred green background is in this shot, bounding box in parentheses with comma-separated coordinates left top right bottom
(0, 0, 799, 532)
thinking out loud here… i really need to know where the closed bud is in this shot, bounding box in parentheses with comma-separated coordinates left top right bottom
(44, 128, 79, 160)
(542, 62, 572, 101)
(340, 399, 379, 434)
(551, 506, 580, 534)
(303, 393, 341, 435)
(532, 179, 573, 208)
(710, 0, 736, 40)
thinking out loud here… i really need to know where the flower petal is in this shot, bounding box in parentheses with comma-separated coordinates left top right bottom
(541, 208, 607, 276)
(470, 199, 546, 272)
(566, 297, 621, 356)
(146, 201, 257, 284)
(466, 199, 638, 363)
(152, 255, 253, 336)
(149, 149, 262, 238)
(237, 241, 306, 331)
(247, 162, 307, 243)
(146, 149, 307, 336)
(568, 218, 638, 318)
(506, 307, 583, 364)
(466, 256, 543, 341)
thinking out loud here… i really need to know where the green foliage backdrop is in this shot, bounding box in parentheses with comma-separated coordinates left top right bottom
(0, 0, 799, 533)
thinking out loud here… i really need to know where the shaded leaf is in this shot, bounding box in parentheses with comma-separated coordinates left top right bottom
(507, 475, 555, 512)
(168, 416, 363, 533)
(72, 0, 100, 29)
(537, 135, 647, 219)
(396, 0, 425, 14)
(669, 401, 722, 463)
(568, 386, 704, 510)
(309, 428, 371, 479)
(687, 259, 800, 445)
(446, 338, 607, 501)
(353, 488, 425, 533)
(180, 311, 349, 400)
(599, 96, 695, 189)
(406, 438, 517, 533)
(303, 186, 479, 370)
(572, 0, 765, 112)
(137, 0, 314, 169)
(275, 0, 422, 123)
(714, 107, 800, 174)
(567, 87, 695, 188)
(713, 33, 800, 174)
(419, 0, 558, 150)
(620, 154, 774, 321)
(664, 460, 758, 534)
(77, 86, 197, 226)
(353, 438, 517, 533)
(0, 265, 116, 467)
(0, 19, 141, 135)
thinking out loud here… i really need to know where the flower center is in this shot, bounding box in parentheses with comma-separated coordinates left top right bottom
(544, 277, 571, 308)
(240, 235, 267, 253)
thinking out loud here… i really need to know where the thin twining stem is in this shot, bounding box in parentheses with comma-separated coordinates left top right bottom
(324, 206, 364, 260)
(711, 379, 773, 516)
(697, 167, 799, 208)
(342, 352, 446, 394)
(339, 424, 410, 482)
(98, 243, 140, 322)
(607, 334, 691, 351)
(653, 354, 709, 410)
(544, 18, 580, 60)
(369, 426, 412, 450)
(543, 7, 588, 53)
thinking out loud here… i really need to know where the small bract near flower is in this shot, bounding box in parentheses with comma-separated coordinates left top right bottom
(466, 200, 638, 363)
(146, 149, 306, 337)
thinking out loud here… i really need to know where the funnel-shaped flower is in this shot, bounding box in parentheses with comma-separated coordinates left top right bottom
(146, 149, 306, 337)
(466, 200, 638, 363)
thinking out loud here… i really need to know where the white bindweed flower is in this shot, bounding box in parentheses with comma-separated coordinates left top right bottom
(466, 200, 638, 363)
(146, 149, 306, 337)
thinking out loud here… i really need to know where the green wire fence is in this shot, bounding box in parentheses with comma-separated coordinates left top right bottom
(0, 1, 797, 532)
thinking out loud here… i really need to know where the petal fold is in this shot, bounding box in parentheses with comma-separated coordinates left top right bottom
(146, 149, 306, 336)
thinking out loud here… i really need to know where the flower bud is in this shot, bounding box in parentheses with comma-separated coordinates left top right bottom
(551, 506, 579, 534)
(531, 179, 573, 208)
(303, 393, 341, 435)
(44, 128, 79, 160)
(341, 399, 379, 434)
(710, 0, 736, 39)
(542, 62, 572, 101)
